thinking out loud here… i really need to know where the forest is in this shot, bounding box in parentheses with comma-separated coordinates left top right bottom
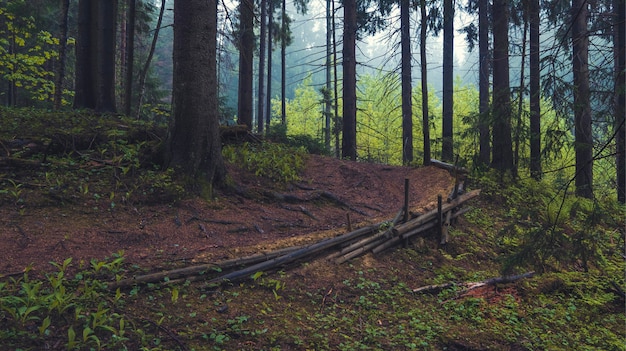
(0, 0, 624, 350)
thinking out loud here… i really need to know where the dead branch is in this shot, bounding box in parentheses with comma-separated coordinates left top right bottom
(412, 271, 535, 294)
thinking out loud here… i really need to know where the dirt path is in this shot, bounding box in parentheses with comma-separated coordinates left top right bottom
(0, 155, 454, 274)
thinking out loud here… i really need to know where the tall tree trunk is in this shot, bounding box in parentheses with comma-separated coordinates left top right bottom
(333, 0, 340, 158)
(166, 0, 226, 189)
(342, 0, 357, 160)
(615, 0, 625, 203)
(401, 0, 413, 165)
(136, 0, 165, 119)
(238, 0, 254, 129)
(258, 0, 267, 133)
(325, 0, 333, 152)
(491, 0, 513, 172)
(420, 0, 431, 165)
(74, 0, 96, 109)
(54, 0, 70, 110)
(478, 0, 490, 166)
(281, 0, 287, 125)
(572, 0, 593, 198)
(529, 0, 542, 179)
(95, 0, 117, 113)
(124, 0, 136, 116)
(266, 0, 274, 130)
(442, 0, 454, 162)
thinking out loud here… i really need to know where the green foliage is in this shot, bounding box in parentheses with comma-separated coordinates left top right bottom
(267, 123, 329, 155)
(222, 142, 306, 183)
(0, 2, 69, 106)
(0, 254, 167, 350)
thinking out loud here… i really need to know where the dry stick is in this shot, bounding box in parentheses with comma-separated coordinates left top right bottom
(412, 271, 535, 294)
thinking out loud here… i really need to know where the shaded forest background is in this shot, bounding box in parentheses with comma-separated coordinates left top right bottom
(0, 0, 623, 203)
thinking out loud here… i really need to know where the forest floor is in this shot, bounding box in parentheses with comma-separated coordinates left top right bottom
(0, 154, 455, 276)
(1, 111, 623, 350)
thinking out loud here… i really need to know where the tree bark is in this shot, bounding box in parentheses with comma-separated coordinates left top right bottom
(491, 0, 513, 172)
(420, 0, 431, 166)
(95, 0, 117, 113)
(281, 0, 287, 125)
(442, 0, 454, 162)
(572, 0, 593, 198)
(165, 0, 226, 189)
(124, 0, 136, 116)
(615, 0, 625, 203)
(529, 0, 542, 179)
(478, 0, 490, 166)
(73, 0, 96, 109)
(258, 0, 267, 133)
(53, 0, 70, 110)
(238, 0, 255, 129)
(342, 0, 357, 160)
(401, 0, 413, 165)
(266, 0, 274, 130)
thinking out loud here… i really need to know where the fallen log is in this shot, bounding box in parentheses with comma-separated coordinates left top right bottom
(429, 159, 469, 174)
(110, 222, 382, 289)
(108, 245, 304, 290)
(334, 210, 404, 264)
(412, 271, 535, 294)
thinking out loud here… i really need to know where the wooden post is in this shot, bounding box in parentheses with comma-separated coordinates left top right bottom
(437, 194, 443, 240)
(346, 212, 352, 232)
(404, 178, 409, 223)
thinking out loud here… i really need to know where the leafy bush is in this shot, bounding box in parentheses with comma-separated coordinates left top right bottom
(222, 142, 306, 183)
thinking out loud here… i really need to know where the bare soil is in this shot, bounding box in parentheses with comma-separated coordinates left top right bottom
(0, 154, 454, 275)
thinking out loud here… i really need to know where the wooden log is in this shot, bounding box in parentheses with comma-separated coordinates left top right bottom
(108, 245, 304, 289)
(333, 209, 404, 263)
(429, 158, 469, 174)
(205, 225, 383, 285)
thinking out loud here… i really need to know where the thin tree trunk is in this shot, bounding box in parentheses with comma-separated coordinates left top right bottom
(491, 0, 513, 172)
(281, 0, 287, 125)
(342, 0, 357, 160)
(54, 0, 70, 110)
(238, 0, 255, 129)
(572, 0, 593, 198)
(514, 17, 528, 176)
(615, 0, 625, 203)
(325, 0, 332, 152)
(478, 0, 490, 166)
(124, 0, 136, 116)
(420, 0, 430, 165)
(442, 0, 454, 162)
(258, 0, 267, 133)
(332, 0, 340, 158)
(266, 0, 274, 130)
(136, 0, 165, 119)
(401, 0, 413, 165)
(529, 0, 542, 179)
